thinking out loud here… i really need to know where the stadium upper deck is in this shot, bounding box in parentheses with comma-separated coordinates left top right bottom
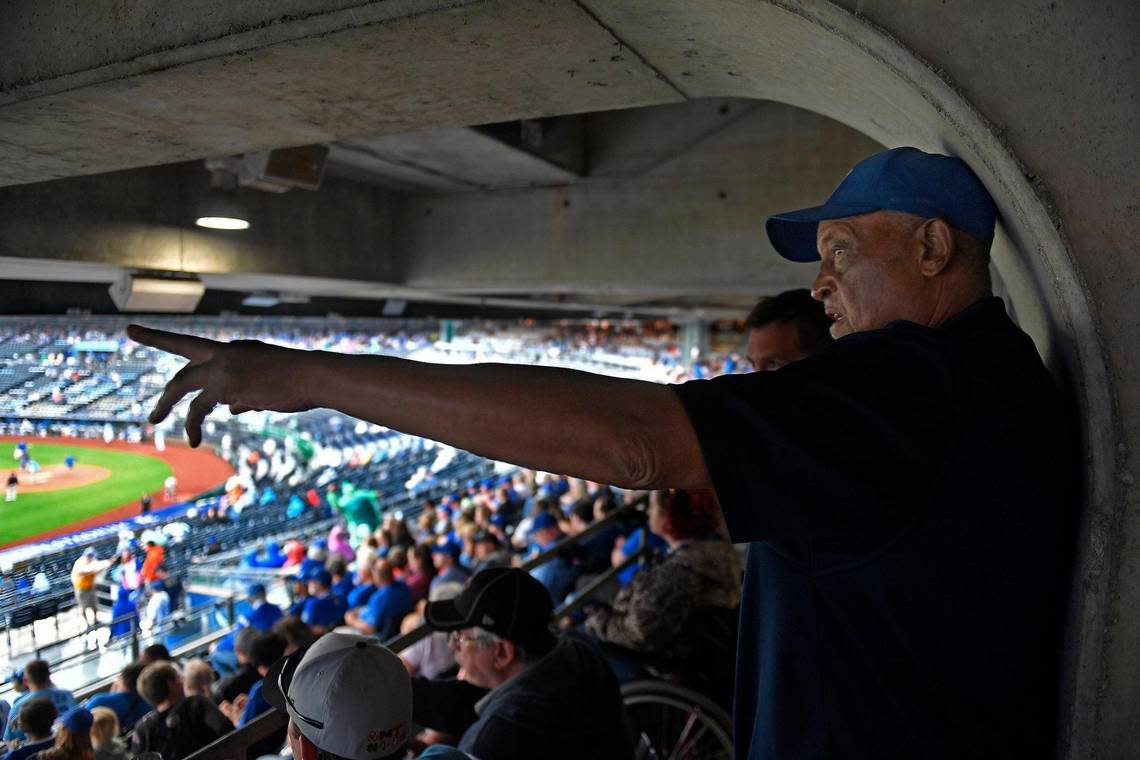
(0, 316, 738, 426)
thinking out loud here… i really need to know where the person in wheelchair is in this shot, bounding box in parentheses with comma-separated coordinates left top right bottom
(585, 488, 741, 696)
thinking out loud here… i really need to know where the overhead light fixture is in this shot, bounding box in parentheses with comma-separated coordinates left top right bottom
(241, 291, 310, 308)
(196, 216, 249, 230)
(110, 272, 205, 313)
(195, 190, 250, 230)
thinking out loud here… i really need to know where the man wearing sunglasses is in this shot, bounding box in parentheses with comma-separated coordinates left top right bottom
(410, 568, 632, 760)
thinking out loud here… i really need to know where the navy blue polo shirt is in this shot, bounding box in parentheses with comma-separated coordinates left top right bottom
(674, 298, 1076, 759)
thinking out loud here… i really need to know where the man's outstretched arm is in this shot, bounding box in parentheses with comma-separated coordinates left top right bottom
(127, 325, 710, 491)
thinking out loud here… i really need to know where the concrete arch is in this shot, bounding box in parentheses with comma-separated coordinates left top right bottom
(0, 1, 1134, 755)
(575, 3, 1122, 755)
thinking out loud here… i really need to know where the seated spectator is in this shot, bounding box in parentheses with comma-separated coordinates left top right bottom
(355, 535, 380, 575)
(84, 661, 150, 731)
(139, 644, 172, 666)
(527, 512, 578, 605)
(587, 490, 741, 678)
(212, 627, 261, 705)
(327, 556, 354, 598)
(1, 697, 56, 760)
(328, 525, 354, 562)
(182, 659, 215, 699)
(344, 560, 412, 640)
(301, 570, 346, 633)
(430, 540, 470, 591)
(232, 632, 287, 726)
(285, 572, 310, 617)
(3, 659, 76, 743)
(89, 706, 130, 760)
(613, 525, 667, 586)
(132, 661, 232, 760)
(263, 632, 412, 760)
(272, 616, 318, 656)
(243, 582, 284, 631)
(413, 568, 632, 759)
(2, 670, 27, 730)
(404, 544, 436, 602)
(570, 499, 623, 576)
(346, 559, 378, 610)
(469, 532, 510, 575)
(297, 541, 327, 580)
(33, 706, 94, 760)
(399, 582, 465, 679)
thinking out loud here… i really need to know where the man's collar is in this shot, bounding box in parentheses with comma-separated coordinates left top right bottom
(937, 296, 1005, 332)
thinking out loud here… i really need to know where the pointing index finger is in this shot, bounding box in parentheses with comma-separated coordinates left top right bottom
(127, 324, 219, 363)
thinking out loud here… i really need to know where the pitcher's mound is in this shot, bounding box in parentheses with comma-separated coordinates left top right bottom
(14, 464, 112, 493)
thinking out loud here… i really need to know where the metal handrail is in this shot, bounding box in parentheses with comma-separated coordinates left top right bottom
(0, 593, 237, 704)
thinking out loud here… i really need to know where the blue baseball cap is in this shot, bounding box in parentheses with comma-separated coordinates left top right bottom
(247, 582, 267, 598)
(531, 512, 559, 532)
(10, 668, 23, 685)
(765, 147, 996, 262)
(59, 706, 94, 733)
(309, 569, 332, 587)
(430, 541, 461, 558)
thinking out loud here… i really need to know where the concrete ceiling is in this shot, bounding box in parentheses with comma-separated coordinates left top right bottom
(0, 97, 880, 318)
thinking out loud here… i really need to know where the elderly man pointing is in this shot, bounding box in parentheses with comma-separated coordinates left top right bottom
(130, 147, 1075, 759)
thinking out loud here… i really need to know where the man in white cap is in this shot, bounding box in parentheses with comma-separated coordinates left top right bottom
(262, 632, 413, 760)
(70, 547, 111, 627)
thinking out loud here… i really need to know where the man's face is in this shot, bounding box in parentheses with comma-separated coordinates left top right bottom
(746, 322, 806, 372)
(449, 629, 500, 689)
(812, 211, 927, 338)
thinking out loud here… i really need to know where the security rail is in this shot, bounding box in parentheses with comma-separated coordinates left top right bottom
(185, 499, 652, 760)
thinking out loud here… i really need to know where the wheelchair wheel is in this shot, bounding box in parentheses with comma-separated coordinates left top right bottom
(622, 679, 734, 760)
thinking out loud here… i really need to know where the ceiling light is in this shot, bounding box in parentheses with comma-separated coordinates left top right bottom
(196, 190, 250, 231)
(196, 216, 250, 230)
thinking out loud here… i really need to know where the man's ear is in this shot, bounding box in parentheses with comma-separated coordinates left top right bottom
(916, 218, 954, 277)
(494, 639, 517, 669)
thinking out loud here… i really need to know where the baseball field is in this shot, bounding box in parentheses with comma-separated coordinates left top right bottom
(0, 438, 234, 549)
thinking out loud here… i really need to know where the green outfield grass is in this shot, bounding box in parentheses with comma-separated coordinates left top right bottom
(0, 443, 172, 545)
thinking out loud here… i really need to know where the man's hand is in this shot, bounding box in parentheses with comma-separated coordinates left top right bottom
(127, 325, 317, 447)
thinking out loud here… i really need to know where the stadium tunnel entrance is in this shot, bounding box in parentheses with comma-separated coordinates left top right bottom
(0, 2, 1134, 757)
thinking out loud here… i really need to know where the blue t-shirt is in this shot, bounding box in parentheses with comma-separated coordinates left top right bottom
(247, 601, 284, 631)
(528, 540, 578, 605)
(238, 680, 271, 727)
(673, 299, 1077, 759)
(332, 575, 355, 599)
(86, 691, 151, 731)
(361, 580, 413, 640)
(616, 528, 667, 585)
(2, 736, 54, 760)
(4, 687, 77, 741)
(301, 593, 346, 628)
(346, 582, 377, 609)
(417, 746, 471, 759)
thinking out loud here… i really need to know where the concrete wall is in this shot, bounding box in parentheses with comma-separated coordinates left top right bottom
(0, 165, 398, 282)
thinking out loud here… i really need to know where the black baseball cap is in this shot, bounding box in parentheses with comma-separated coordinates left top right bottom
(425, 568, 556, 651)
